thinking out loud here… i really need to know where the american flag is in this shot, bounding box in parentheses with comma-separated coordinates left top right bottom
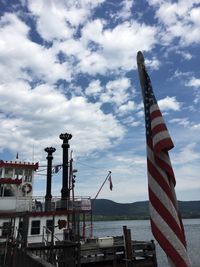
(137, 51, 191, 267)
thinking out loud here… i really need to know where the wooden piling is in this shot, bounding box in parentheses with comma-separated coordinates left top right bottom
(123, 226, 133, 267)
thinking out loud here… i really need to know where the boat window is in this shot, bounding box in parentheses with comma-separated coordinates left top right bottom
(31, 220, 40, 235)
(3, 187, 14, 196)
(1, 222, 12, 238)
(24, 169, 32, 182)
(14, 169, 23, 179)
(4, 167, 13, 178)
(46, 220, 53, 234)
(0, 185, 13, 197)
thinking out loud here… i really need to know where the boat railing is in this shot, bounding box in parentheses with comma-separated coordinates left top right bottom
(31, 196, 92, 212)
(0, 196, 32, 212)
(42, 226, 61, 245)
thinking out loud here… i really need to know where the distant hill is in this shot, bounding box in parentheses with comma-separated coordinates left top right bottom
(91, 199, 200, 220)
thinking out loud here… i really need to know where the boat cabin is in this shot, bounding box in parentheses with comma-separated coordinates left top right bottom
(0, 160, 38, 211)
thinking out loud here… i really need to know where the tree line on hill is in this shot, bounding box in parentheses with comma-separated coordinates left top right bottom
(91, 199, 200, 221)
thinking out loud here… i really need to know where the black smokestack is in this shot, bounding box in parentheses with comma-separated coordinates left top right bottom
(44, 147, 56, 211)
(59, 133, 72, 209)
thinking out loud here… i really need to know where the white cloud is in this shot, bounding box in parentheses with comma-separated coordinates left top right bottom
(100, 77, 131, 106)
(28, 1, 73, 41)
(185, 76, 200, 103)
(27, 0, 105, 41)
(117, 0, 134, 20)
(174, 162, 200, 196)
(171, 148, 200, 197)
(185, 77, 200, 88)
(148, 0, 200, 46)
(171, 71, 200, 104)
(173, 70, 192, 79)
(145, 57, 161, 70)
(79, 19, 157, 73)
(191, 123, 200, 130)
(176, 50, 193, 60)
(122, 116, 141, 127)
(78, 51, 108, 75)
(118, 101, 136, 115)
(172, 143, 200, 165)
(0, 81, 125, 160)
(169, 118, 190, 127)
(0, 13, 71, 84)
(85, 79, 102, 96)
(158, 96, 181, 111)
(106, 77, 130, 91)
(23, 4, 158, 77)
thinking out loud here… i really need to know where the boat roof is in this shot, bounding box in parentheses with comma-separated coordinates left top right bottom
(0, 160, 39, 170)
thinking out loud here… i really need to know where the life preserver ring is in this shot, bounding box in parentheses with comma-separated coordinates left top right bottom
(22, 183, 32, 194)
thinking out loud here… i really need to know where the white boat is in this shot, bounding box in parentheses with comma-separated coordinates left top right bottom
(0, 133, 92, 246)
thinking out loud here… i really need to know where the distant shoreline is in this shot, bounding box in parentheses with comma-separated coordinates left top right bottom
(91, 199, 200, 221)
(90, 215, 200, 221)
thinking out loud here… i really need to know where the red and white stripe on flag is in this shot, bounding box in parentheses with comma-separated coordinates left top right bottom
(147, 104, 191, 267)
(142, 79, 191, 265)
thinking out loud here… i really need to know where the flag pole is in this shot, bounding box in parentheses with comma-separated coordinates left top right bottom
(137, 51, 146, 100)
(92, 171, 112, 207)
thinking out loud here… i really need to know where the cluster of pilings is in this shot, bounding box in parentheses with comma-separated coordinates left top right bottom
(44, 132, 72, 211)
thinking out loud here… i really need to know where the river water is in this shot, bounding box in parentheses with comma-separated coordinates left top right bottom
(91, 218, 200, 267)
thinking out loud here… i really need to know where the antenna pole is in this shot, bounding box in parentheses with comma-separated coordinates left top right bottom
(92, 171, 111, 207)
(32, 144, 35, 163)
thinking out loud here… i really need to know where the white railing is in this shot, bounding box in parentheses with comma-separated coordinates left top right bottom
(0, 197, 32, 212)
(0, 196, 91, 213)
(32, 196, 92, 212)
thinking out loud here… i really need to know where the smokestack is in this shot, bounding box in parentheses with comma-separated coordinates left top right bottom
(59, 133, 72, 209)
(45, 147, 56, 211)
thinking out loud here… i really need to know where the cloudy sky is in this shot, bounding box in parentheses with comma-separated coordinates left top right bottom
(0, 0, 200, 203)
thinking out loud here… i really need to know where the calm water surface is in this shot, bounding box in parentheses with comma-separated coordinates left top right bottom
(91, 218, 200, 267)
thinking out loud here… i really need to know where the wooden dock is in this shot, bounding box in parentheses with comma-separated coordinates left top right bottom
(0, 237, 157, 267)
(81, 236, 157, 267)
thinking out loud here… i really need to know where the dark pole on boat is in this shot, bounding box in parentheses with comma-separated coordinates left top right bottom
(91, 171, 112, 207)
(60, 132, 72, 209)
(45, 147, 56, 212)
